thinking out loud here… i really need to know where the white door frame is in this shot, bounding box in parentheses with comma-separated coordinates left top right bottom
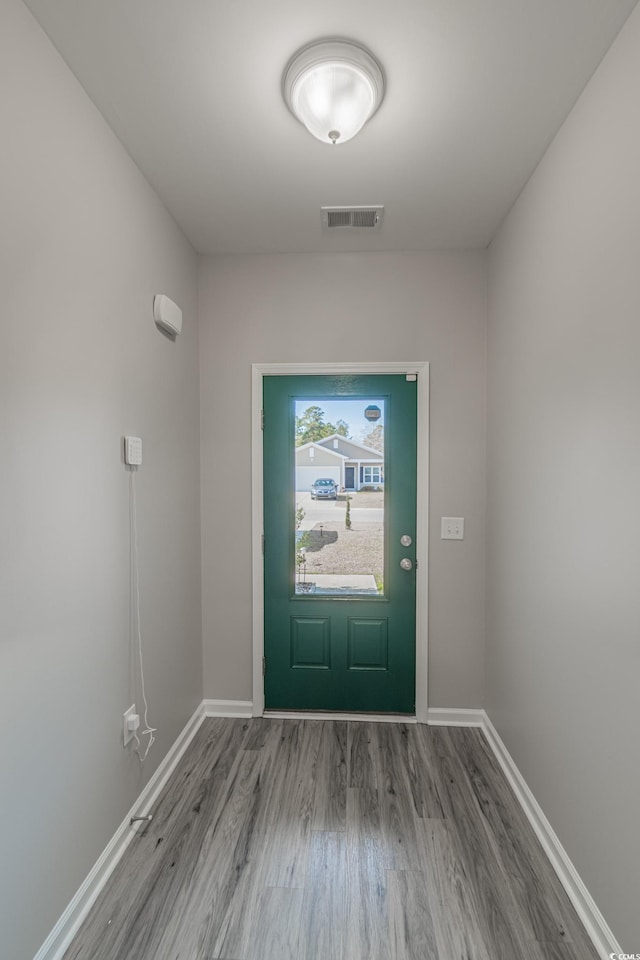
(251, 362, 430, 722)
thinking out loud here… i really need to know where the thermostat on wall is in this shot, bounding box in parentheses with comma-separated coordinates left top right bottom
(153, 294, 182, 337)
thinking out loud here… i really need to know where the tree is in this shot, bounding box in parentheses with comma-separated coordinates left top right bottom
(362, 423, 384, 452)
(295, 406, 349, 446)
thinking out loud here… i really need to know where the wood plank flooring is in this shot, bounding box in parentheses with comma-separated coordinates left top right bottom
(62, 719, 600, 960)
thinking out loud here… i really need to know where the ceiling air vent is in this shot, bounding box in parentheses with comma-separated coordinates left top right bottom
(321, 206, 384, 230)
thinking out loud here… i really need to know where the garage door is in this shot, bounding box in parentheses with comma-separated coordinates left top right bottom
(295, 465, 341, 492)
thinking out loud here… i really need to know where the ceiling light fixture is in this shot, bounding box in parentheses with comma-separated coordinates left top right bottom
(282, 39, 385, 146)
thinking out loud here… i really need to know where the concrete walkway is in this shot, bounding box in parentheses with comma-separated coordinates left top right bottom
(296, 574, 379, 594)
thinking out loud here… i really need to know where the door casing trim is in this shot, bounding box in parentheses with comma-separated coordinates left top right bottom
(251, 362, 429, 721)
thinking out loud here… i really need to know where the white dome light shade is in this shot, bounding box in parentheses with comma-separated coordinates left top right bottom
(292, 63, 375, 145)
(283, 40, 385, 145)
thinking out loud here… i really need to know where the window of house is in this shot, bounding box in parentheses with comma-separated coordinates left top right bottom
(363, 466, 382, 484)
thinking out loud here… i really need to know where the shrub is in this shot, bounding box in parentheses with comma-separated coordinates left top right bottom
(295, 505, 310, 567)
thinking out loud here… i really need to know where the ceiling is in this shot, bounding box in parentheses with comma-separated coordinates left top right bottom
(24, 0, 638, 254)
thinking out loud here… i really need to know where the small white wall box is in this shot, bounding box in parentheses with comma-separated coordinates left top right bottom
(125, 436, 143, 466)
(153, 294, 182, 336)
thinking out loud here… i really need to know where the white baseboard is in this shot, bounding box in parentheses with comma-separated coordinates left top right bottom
(203, 698, 253, 718)
(33, 703, 206, 960)
(427, 707, 485, 726)
(480, 711, 622, 960)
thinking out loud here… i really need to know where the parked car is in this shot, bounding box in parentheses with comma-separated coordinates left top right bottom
(310, 478, 338, 500)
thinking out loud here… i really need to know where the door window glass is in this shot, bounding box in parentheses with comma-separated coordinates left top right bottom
(294, 398, 385, 596)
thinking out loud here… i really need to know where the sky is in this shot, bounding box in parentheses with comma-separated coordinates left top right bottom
(295, 397, 385, 443)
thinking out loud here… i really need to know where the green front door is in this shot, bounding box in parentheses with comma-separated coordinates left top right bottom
(263, 374, 417, 713)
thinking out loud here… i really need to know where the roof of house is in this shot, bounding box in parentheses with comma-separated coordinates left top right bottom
(295, 441, 347, 461)
(316, 434, 384, 460)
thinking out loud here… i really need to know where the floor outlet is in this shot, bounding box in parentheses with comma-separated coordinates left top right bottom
(123, 705, 139, 746)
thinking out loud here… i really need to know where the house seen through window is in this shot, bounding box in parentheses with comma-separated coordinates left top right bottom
(294, 398, 385, 597)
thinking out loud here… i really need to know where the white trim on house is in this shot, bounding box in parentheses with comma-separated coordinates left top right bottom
(361, 464, 383, 485)
(295, 441, 348, 459)
(251, 361, 430, 721)
(344, 459, 386, 491)
(316, 435, 385, 491)
(298, 436, 385, 491)
(295, 442, 347, 491)
(316, 434, 385, 459)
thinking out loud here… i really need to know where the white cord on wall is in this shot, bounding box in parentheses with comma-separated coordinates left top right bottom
(130, 468, 156, 762)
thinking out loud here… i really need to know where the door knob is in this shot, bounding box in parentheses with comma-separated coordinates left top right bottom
(400, 558, 413, 571)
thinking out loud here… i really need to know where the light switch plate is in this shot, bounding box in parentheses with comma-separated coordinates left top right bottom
(441, 517, 464, 540)
(125, 436, 142, 466)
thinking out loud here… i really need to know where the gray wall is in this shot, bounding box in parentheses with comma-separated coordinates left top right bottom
(487, 3, 640, 950)
(199, 251, 487, 709)
(0, 3, 202, 958)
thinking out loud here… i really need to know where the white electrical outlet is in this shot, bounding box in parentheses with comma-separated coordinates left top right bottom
(123, 704, 139, 746)
(124, 436, 142, 466)
(441, 517, 464, 540)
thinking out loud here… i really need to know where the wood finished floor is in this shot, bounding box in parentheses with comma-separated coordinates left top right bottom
(63, 719, 600, 960)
